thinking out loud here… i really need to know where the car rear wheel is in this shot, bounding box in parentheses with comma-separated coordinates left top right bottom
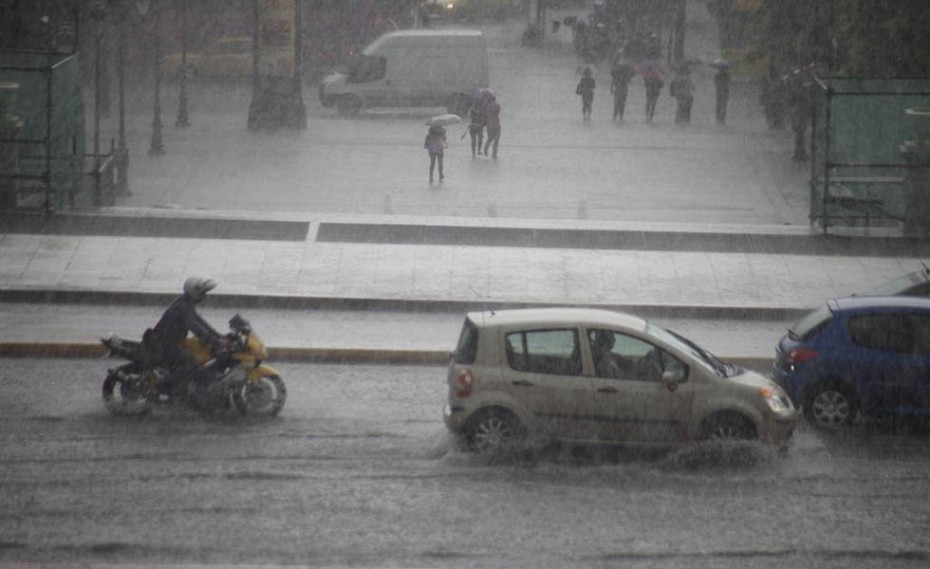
(466, 409, 526, 454)
(805, 383, 857, 430)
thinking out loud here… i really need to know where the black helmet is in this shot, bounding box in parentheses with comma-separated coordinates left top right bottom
(183, 277, 217, 302)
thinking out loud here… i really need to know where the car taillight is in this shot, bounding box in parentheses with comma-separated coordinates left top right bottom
(786, 348, 818, 364)
(454, 370, 473, 398)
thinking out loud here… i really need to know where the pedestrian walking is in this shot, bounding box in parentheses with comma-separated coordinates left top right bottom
(639, 61, 664, 123)
(713, 60, 731, 125)
(789, 76, 812, 161)
(483, 94, 501, 159)
(466, 98, 485, 158)
(610, 57, 634, 121)
(423, 124, 447, 183)
(669, 66, 694, 125)
(576, 66, 596, 120)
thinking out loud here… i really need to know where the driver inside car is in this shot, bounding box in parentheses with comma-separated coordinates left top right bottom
(591, 330, 622, 379)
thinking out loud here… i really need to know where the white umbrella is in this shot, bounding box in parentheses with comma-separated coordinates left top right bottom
(426, 113, 461, 127)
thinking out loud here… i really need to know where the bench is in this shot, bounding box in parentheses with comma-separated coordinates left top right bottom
(818, 176, 906, 227)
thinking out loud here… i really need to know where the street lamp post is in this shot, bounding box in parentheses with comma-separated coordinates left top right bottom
(147, 0, 164, 156)
(175, 0, 189, 128)
(91, 2, 106, 205)
(114, 0, 130, 195)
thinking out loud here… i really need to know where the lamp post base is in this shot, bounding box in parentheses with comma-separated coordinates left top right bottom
(248, 76, 306, 131)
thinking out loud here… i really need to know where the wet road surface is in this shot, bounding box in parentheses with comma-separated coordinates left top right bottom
(2, 359, 930, 568)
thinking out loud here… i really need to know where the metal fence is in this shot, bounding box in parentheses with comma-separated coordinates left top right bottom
(810, 77, 930, 233)
(0, 50, 86, 213)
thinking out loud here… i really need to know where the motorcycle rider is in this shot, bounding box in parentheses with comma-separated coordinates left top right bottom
(146, 277, 227, 392)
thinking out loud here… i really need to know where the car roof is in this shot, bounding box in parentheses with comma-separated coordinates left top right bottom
(831, 295, 930, 312)
(382, 30, 484, 38)
(466, 307, 648, 331)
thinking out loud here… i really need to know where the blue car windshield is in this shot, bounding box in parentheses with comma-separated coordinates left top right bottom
(789, 304, 833, 341)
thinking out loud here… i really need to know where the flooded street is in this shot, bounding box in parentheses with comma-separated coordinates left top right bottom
(3, 358, 929, 568)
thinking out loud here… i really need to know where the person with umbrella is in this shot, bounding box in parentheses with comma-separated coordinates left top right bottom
(638, 60, 664, 123)
(424, 115, 458, 183)
(669, 63, 694, 125)
(610, 55, 635, 121)
(466, 94, 486, 158)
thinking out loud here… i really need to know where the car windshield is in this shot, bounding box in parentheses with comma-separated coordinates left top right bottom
(788, 304, 833, 341)
(647, 324, 730, 377)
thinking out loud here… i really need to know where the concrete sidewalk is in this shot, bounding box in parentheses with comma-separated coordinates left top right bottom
(1, 210, 925, 314)
(0, 209, 926, 367)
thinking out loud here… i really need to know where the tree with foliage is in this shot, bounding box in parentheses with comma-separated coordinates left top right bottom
(709, 0, 930, 78)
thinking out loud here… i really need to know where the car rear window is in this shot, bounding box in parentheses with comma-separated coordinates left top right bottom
(505, 329, 581, 376)
(453, 317, 479, 365)
(789, 304, 833, 341)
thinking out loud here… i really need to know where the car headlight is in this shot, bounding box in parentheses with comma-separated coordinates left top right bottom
(760, 387, 792, 413)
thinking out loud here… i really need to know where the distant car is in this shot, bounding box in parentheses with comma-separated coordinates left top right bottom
(420, 0, 459, 22)
(858, 267, 930, 298)
(774, 296, 930, 430)
(161, 36, 252, 79)
(444, 308, 797, 453)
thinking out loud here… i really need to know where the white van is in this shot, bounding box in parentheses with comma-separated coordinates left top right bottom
(319, 30, 489, 116)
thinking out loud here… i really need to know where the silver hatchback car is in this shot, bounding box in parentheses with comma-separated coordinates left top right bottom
(444, 308, 798, 453)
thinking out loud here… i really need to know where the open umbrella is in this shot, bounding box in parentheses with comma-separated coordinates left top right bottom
(475, 87, 495, 101)
(426, 113, 461, 127)
(635, 60, 664, 80)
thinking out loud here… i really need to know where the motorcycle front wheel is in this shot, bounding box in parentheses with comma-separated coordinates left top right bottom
(232, 374, 286, 417)
(102, 365, 154, 416)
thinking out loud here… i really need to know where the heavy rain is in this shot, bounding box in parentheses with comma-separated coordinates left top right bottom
(2, 0, 930, 567)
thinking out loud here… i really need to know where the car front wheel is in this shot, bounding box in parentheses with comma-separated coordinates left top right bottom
(805, 383, 857, 430)
(466, 409, 526, 454)
(699, 412, 757, 442)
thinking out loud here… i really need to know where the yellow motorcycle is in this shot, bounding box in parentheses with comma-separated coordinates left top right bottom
(101, 314, 286, 417)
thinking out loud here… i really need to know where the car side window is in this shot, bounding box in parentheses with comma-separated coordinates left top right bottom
(909, 313, 930, 354)
(349, 55, 386, 83)
(588, 329, 679, 382)
(848, 313, 914, 353)
(505, 329, 581, 376)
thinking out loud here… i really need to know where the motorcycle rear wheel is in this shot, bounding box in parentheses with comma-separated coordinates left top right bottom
(232, 374, 286, 417)
(102, 366, 154, 416)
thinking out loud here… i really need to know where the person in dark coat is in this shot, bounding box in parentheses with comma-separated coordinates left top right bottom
(483, 95, 501, 159)
(466, 99, 485, 158)
(644, 74, 663, 123)
(576, 66, 596, 120)
(669, 66, 694, 125)
(610, 58, 635, 121)
(714, 63, 731, 124)
(424, 124, 447, 183)
(789, 78, 812, 161)
(148, 277, 225, 392)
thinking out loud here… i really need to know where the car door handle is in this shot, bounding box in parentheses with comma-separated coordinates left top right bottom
(597, 386, 619, 394)
(511, 380, 534, 387)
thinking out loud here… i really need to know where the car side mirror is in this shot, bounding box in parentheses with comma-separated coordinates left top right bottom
(662, 368, 686, 384)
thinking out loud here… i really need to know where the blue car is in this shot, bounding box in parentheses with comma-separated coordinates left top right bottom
(773, 297, 930, 429)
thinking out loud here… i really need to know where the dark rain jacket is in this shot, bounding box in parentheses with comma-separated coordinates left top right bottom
(152, 294, 223, 352)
